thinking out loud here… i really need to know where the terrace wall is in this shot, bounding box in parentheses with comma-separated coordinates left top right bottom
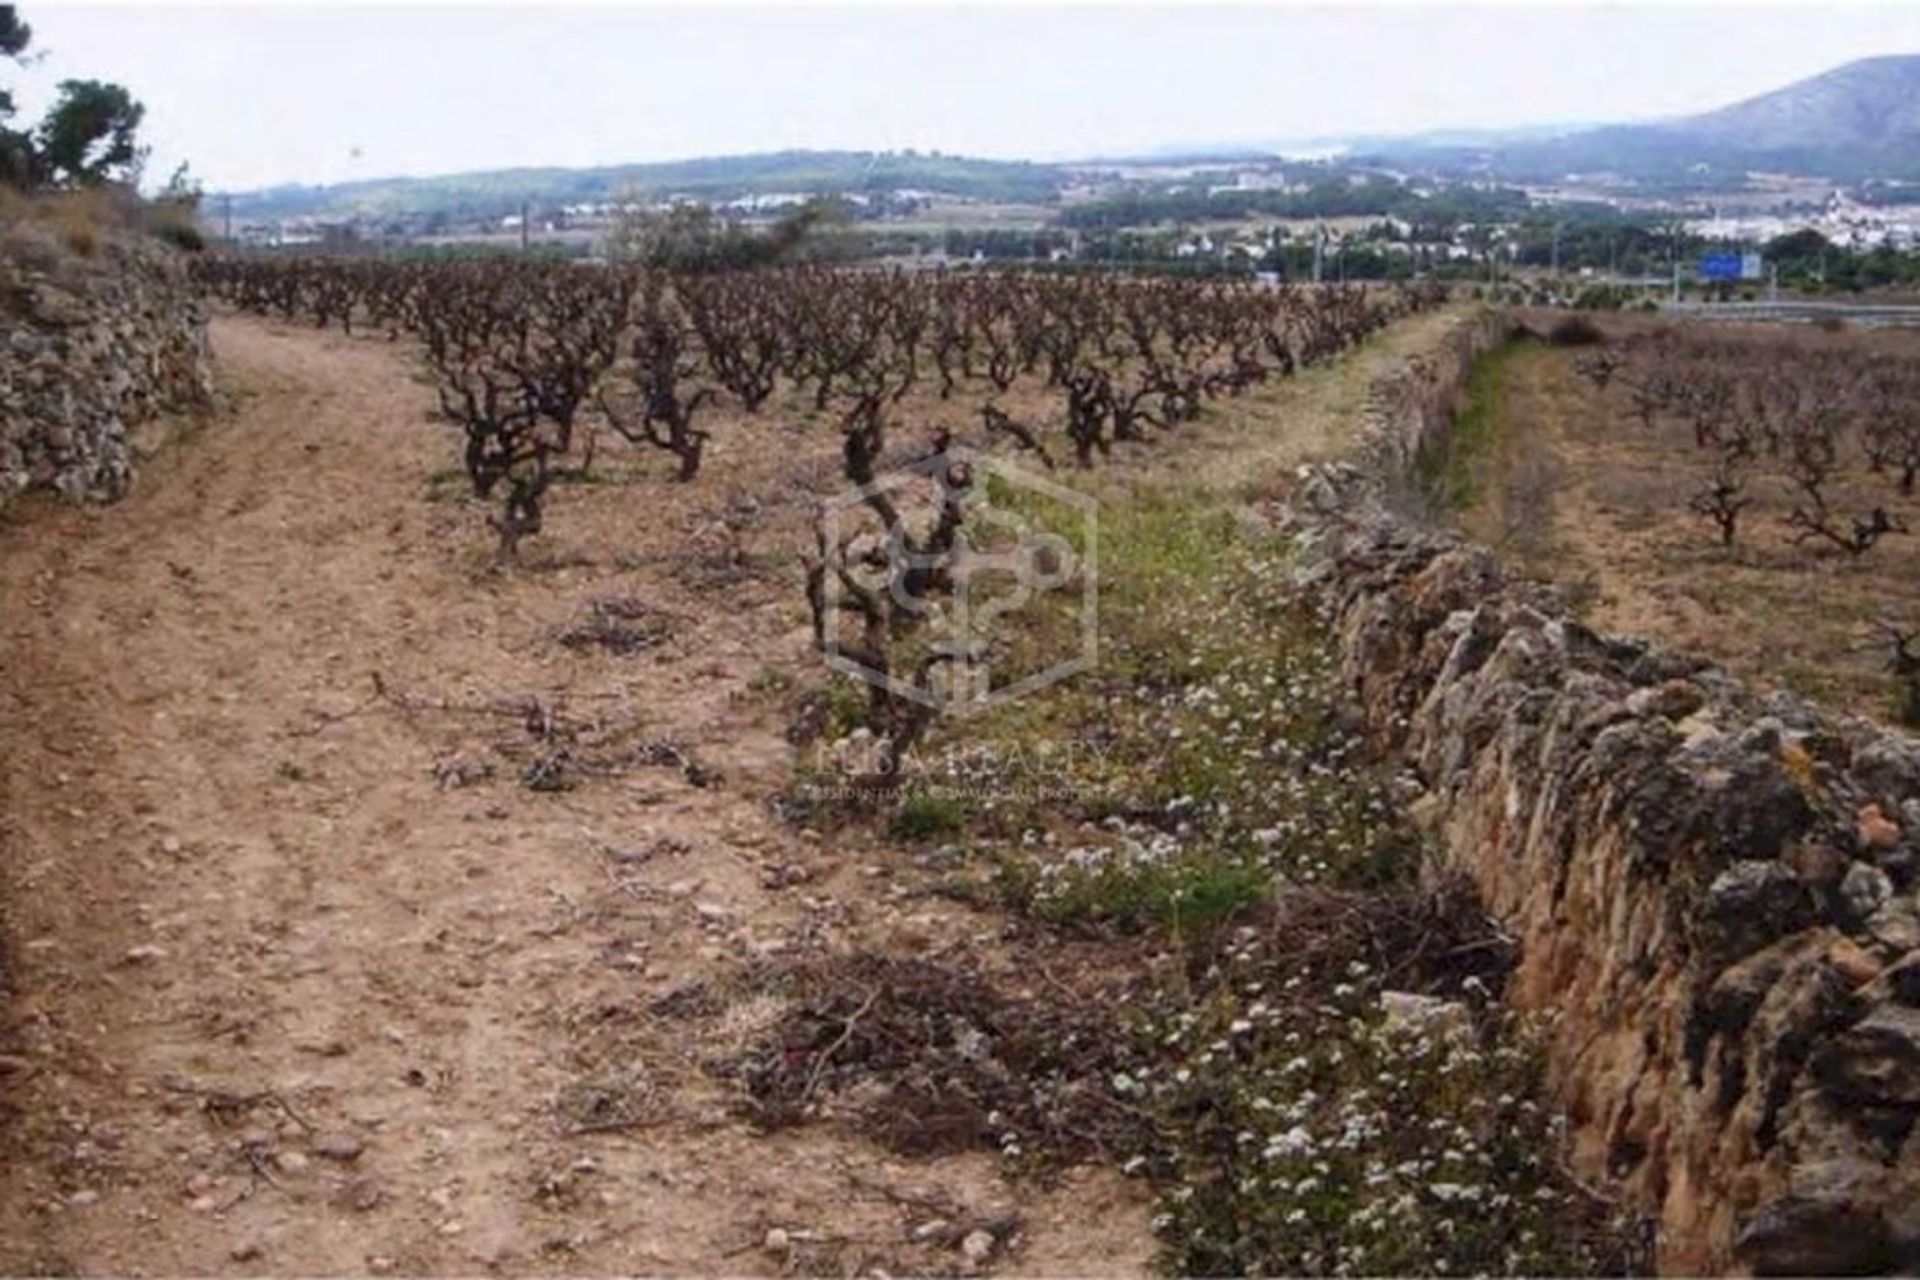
(0, 224, 212, 514)
(1283, 309, 1920, 1274)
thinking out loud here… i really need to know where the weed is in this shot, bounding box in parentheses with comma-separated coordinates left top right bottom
(890, 789, 968, 841)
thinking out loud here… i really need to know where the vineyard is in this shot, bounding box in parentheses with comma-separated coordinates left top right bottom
(194, 257, 1447, 772)
(195, 257, 1445, 499)
(1444, 318, 1920, 723)
(29, 229, 1920, 1272)
(2, 236, 1670, 1276)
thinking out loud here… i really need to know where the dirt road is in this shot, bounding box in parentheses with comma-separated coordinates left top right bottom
(0, 316, 1151, 1276)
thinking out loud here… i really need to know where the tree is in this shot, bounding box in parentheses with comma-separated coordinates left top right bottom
(0, 4, 30, 183)
(0, 4, 28, 70)
(34, 78, 144, 185)
(604, 201, 725, 269)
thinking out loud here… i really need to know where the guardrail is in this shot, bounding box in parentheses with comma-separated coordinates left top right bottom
(1663, 299, 1920, 327)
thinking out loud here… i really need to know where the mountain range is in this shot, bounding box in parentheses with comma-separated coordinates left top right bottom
(1376, 54, 1920, 183)
(228, 54, 1920, 221)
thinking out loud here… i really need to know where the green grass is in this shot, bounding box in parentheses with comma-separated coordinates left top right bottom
(1419, 336, 1532, 512)
(784, 314, 1642, 1276)
(902, 473, 1422, 939)
(889, 788, 969, 841)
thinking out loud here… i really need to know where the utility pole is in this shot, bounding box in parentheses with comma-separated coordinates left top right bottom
(1669, 222, 1682, 304)
(521, 199, 530, 255)
(222, 193, 233, 244)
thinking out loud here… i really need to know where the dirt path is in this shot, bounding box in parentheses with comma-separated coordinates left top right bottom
(0, 316, 1151, 1277)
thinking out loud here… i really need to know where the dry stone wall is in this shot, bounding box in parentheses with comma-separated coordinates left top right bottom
(1282, 310, 1920, 1274)
(0, 224, 212, 512)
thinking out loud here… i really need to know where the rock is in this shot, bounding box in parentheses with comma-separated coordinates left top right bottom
(960, 1230, 996, 1263)
(121, 944, 167, 964)
(1627, 678, 1706, 721)
(1786, 841, 1848, 893)
(1711, 759, 1814, 861)
(762, 1227, 791, 1255)
(1866, 898, 1920, 953)
(230, 1241, 263, 1263)
(333, 1177, 383, 1213)
(1816, 1005, 1920, 1105)
(30, 284, 90, 327)
(1704, 861, 1815, 954)
(274, 1150, 311, 1175)
(1827, 938, 1883, 988)
(67, 1189, 98, 1207)
(1860, 804, 1903, 852)
(1735, 1157, 1892, 1275)
(1840, 862, 1894, 923)
(0, 231, 209, 516)
(1876, 954, 1920, 1006)
(313, 1133, 364, 1163)
(1854, 739, 1920, 813)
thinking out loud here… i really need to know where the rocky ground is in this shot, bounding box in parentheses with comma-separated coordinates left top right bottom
(0, 314, 1158, 1275)
(0, 304, 1617, 1277)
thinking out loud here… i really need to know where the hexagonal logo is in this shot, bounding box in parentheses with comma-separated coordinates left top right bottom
(816, 447, 1096, 714)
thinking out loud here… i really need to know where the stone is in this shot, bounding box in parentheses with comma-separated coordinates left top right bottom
(1867, 899, 1920, 953)
(333, 1177, 383, 1213)
(1860, 804, 1903, 852)
(1841, 862, 1894, 923)
(1785, 841, 1848, 892)
(1827, 938, 1883, 988)
(762, 1227, 791, 1255)
(1854, 739, 1920, 813)
(313, 1133, 364, 1163)
(1627, 678, 1706, 721)
(1817, 1005, 1920, 1106)
(960, 1230, 996, 1263)
(1704, 861, 1815, 954)
(1735, 1157, 1892, 1275)
(1876, 955, 1920, 1006)
(30, 284, 90, 327)
(0, 229, 210, 518)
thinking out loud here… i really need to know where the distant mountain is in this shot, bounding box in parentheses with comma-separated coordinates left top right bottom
(228, 150, 1067, 222)
(1681, 55, 1920, 158)
(1375, 55, 1920, 184)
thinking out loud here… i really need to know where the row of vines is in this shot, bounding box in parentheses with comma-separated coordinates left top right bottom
(195, 255, 1448, 764)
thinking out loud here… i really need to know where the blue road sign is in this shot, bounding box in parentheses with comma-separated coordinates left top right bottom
(1699, 251, 1744, 282)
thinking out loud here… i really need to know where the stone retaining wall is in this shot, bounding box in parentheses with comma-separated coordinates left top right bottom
(1283, 310, 1920, 1274)
(1, 224, 212, 512)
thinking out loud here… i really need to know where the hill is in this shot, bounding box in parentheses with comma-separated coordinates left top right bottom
(1376, 54, 1920, 184)
(227, 150, 1067, 222)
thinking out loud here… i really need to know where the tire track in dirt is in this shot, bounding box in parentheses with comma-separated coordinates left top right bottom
(0, 315, 1152, 1276)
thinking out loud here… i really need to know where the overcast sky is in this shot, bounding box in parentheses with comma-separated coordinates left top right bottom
(10, 2, 1920, 192)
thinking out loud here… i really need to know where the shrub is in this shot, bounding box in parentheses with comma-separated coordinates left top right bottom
(1547, 314, 1605, 346)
